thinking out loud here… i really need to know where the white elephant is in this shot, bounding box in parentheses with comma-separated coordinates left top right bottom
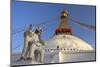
(29, 41, 45, 63)
(21, 25, 45, 63)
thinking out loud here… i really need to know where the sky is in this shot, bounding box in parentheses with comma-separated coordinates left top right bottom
(11, 0, 96, 53)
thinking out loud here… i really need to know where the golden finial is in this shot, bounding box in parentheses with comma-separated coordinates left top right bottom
(61, 10, 68, 17)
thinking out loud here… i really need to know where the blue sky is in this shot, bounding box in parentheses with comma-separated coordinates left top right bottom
(12, 0, 96, 53)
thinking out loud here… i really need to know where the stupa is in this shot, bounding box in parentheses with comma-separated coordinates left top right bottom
(46, 10, 94, 62)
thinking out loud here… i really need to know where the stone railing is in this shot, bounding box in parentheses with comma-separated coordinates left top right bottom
(45, 48, 94, 52)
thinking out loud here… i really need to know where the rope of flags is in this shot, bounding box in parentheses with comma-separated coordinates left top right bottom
(12, 15, 95, 50)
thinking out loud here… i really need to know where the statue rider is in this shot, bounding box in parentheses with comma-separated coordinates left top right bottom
(20, 24, 33, 60)
(34, 26, 45, 62)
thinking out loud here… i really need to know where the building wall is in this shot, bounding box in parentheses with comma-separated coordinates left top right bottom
(44, 50, 95, 63)
(11, 50, 95, 66)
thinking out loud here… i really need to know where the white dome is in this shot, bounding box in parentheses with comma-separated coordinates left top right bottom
(45, 34, 93, 50)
